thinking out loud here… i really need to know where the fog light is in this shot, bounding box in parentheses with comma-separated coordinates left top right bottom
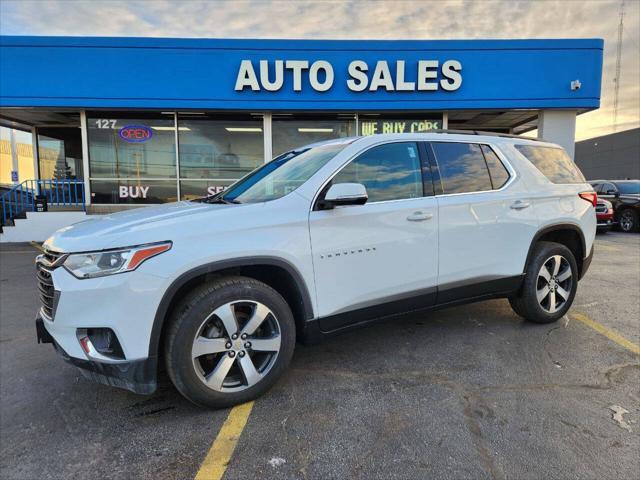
(76, 328, 125, 362)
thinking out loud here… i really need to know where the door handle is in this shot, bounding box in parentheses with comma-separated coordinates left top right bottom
(407, 211, 433, 222)
(510, 200, 531, 210)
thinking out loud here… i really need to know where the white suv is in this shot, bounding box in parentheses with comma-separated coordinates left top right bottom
(36, 132, 596, 408)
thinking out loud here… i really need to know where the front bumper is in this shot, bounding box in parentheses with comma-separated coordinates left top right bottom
(596, 214, 615, 229)
(37, 314, 158, 395)
(34, 264, 168, 395)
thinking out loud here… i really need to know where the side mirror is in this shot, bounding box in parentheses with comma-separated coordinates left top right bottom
(606, 189, 618, 196)
(321, 183, 368, 209)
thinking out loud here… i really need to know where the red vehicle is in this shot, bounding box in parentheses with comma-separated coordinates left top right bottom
(595, 198, 615, 233)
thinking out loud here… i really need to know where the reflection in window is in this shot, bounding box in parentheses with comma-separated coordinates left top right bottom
(37, 127, 82, 180)
(272, 114, 356, 156)
(178, 114, 264, 180)
(480, 145, 510, 189)
(431, 142, 492, 194)
(332, 142, 422, 202)
(88, 114, 176, 178)
(224, 143, 348, 204)
(515, 145, 586, 184)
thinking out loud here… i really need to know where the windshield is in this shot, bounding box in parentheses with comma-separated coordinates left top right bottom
(201, 142, 347, 204)
(615, 182, 640, 195)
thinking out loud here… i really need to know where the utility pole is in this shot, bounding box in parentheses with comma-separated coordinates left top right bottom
(613, 0, 625, 132)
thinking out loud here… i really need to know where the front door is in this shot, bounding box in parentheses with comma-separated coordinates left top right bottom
(309, 141, 438, 331)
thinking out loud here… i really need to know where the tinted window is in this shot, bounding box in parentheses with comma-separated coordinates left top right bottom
(601, 183, 617, 194)
(480, 145, 510, 189)
(332, 142, 422, 202)
(615, 182, 640, 195)
(431, 142, 492, 194)
(515, 145, 586, 184)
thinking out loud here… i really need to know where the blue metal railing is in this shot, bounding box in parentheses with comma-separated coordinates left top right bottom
(1, 179, 85, 226)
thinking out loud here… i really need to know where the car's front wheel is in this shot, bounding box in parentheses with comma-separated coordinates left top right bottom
(509, 241, 578, 324)
(164, 276, 295, 408)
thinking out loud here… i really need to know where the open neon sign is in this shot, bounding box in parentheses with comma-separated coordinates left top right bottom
(119, 125, 153, 143)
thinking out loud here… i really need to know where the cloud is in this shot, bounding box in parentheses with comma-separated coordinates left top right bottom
(0, 0, 638, 140)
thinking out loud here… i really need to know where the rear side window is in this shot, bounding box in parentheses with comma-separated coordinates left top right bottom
(431, 142, 492, 194)
(515, 145, 586, 184)
(480, 145, 510, 189)
(332, 142, 423, 202)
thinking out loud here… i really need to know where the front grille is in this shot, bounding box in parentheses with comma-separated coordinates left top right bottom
(35, 249, 67, 320)
(595, 205, 607, 214)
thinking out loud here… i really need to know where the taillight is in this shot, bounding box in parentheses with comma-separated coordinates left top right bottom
(579, 191, 597, 207)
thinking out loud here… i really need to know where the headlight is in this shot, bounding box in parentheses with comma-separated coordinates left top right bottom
(63, 242, 172, 279)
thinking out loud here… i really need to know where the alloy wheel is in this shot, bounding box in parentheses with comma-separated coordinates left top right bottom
(536, 255, 573, 314)
(191, 300, 281, 392)
(619, 211, 634, 232)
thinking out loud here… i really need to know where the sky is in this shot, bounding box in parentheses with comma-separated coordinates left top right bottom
(0, 0, 639, 141)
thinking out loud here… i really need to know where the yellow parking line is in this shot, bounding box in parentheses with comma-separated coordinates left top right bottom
(572, 312, 640, 355)
(194, 401, 255, 480)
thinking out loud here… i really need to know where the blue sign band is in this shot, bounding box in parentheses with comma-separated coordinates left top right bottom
(0, 36, 603, 111)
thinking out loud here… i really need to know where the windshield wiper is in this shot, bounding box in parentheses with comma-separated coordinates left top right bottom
(197, 196, 241, 204)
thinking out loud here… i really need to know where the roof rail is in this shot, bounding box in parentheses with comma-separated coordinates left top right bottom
(430, 129, 545, 142)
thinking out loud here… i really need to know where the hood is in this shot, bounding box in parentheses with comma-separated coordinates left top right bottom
(44, 201, 236, 252)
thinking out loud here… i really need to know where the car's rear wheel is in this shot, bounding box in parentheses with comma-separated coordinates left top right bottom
(618, 209, 638, 233)
(509, 241, 578, 324)
(164, 276, 295, 408)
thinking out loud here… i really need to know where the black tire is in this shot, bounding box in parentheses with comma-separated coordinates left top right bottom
(509, 241, 578, 324)
(617, 208, 639, 233)
(164, 276, 296, 409)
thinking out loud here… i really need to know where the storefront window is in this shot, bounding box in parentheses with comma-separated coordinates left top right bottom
(272, 114, 356, 156)
(88, 113, 177, 179)
(358, 114, 442, 135)
(37, 127, 82, 180)
(177, 113, 263, 203)
(1, 127, 35, 184)
(90, 179, 178, 204)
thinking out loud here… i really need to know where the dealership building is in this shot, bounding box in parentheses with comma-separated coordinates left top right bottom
(0, 36, 603, 210)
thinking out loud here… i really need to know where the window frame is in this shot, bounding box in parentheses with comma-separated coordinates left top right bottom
(312, 139, 436, 210)
(425, 140, 516, 197)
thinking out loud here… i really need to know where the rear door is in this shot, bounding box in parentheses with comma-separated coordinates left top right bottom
(309, 141, 438, 330)
(428, 141, 538, 302)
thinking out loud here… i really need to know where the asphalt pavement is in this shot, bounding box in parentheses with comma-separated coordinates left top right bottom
(1, 233, 638, 480)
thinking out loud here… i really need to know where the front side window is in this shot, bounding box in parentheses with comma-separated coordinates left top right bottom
(331, 142, 423, 203)
(431, 142, 493, 194)
(216, 142, 348, 204)
(515, 145, 586, 184)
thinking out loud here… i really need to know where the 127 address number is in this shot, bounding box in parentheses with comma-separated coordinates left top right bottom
(94, 119, 117, 129)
